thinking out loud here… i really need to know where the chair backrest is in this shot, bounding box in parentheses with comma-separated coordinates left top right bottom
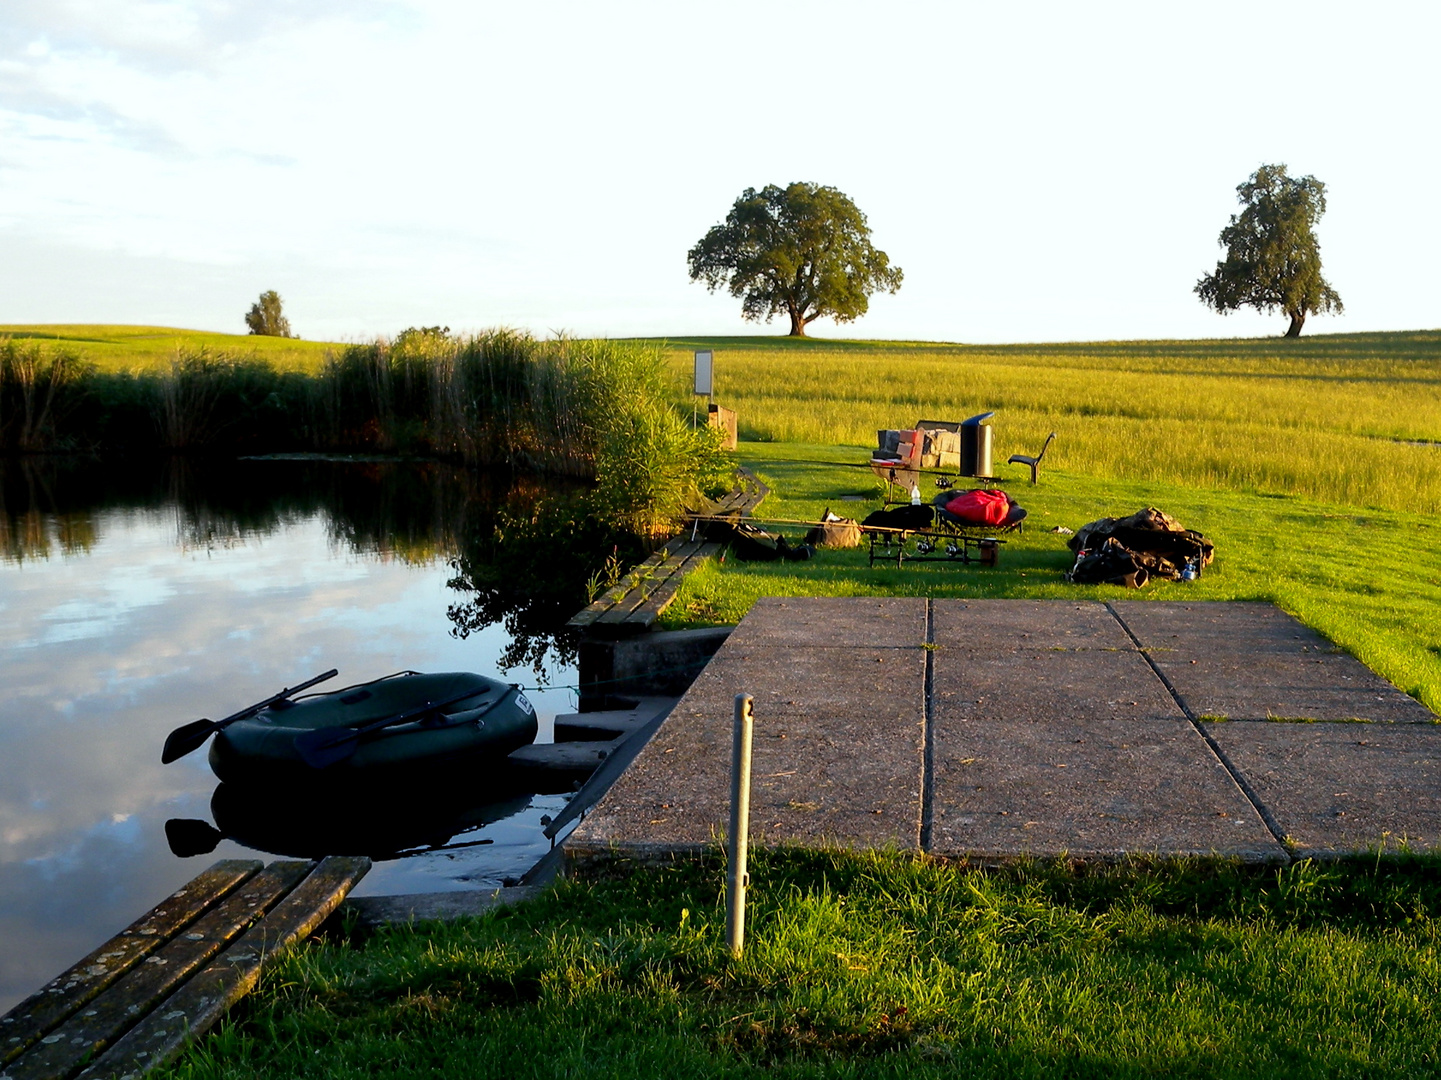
(1036, 432, 1057, 462)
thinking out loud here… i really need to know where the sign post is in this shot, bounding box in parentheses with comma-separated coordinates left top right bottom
(693, 349, 713, 429)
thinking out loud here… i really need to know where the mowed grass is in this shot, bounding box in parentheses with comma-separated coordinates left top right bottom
(162, 849, 1441, 1080)
(0, 324, 337, 373)
(661, 444, 1441, 713)
(640, 331, 1441, 514)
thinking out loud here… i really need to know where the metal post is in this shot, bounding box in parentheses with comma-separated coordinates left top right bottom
(725, 693, 754, 958)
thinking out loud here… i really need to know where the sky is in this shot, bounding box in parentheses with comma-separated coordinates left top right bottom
(1, 1, 1437, 344)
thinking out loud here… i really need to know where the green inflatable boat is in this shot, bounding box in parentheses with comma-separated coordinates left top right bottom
(207, 670, 537, 784)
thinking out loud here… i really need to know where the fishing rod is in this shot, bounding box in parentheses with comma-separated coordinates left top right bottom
(736, 456, 979, 477)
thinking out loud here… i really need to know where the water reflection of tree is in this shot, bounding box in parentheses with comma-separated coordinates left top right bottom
(446, 488, 647, 679)
(2, 457, 650, 681)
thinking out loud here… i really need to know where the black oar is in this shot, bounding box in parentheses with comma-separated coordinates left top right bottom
(161, 668, 340, 764)
(294, 686, 512, 770)
(165, 818, 224, 858)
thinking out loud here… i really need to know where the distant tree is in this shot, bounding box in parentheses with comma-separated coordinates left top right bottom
(687, 182, 903, 337)
(244, 290, 293, 338)
(1195, 164, 1342, 338)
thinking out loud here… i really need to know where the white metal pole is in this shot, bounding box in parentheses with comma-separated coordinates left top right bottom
(726, 693, 754, 958)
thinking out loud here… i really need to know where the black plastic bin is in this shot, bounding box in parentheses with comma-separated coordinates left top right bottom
(959, 411, 995, 477)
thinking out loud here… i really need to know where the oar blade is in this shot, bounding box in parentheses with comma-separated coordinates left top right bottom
(293, 726, 360, 770)
(165, 818, 223, 857)
(161, 718, 218, 764)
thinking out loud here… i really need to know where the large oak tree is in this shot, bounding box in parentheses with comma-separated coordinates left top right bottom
(687, 182, 902, 337)
(1195, 164, 1342, 338)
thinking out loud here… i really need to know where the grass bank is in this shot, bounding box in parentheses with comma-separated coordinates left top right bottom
(644, 332, 1441, 514)
(162, 849, 1441, 1079)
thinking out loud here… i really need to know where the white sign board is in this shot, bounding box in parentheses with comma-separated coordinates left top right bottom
(693, 350, 713, 396)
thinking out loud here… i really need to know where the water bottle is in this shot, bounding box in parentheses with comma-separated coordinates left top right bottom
(910, 484, 921, 506)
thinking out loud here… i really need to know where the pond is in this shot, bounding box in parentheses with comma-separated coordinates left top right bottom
(0, 457, 627, 1013)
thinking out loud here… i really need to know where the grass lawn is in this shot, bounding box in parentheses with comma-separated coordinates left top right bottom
(162, 849, 1441, 1079)
(0, 324, 338, 373)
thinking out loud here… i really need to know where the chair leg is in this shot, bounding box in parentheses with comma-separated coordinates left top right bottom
(1028, 461, 1039, 484)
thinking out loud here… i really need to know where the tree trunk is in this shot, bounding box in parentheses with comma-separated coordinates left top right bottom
(788, 310, 807, 336)
(1285, 311, 1306, 338)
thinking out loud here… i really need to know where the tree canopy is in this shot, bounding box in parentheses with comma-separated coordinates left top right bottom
(1195, 164, 1342, 338)
(687, 182, 902, 336)
(245, 290, 293, 338)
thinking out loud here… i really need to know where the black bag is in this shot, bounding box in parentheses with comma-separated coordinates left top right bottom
(1066, 537, 1150, 588)
(1068, 507, 1213, 581)
(861, 504, 934, 532)
(724, 521, 814, 562)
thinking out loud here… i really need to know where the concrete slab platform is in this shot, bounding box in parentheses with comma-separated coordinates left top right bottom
(933, 599, 1128, 651)
(931, 599, 1180, 721)
(721, 595, 926, 650)
(1205, 722, 1441, 856)
(929, 714, 1285, 861)
(567, 634, 926, 859)
(683, 645, 921, 718)
(568, 598, 1431, 869)
(933, 647, 1181, 722)
(1112, 601, 1435, 723)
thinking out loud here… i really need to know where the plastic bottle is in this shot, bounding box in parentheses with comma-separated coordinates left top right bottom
(910, 484, 921, 506)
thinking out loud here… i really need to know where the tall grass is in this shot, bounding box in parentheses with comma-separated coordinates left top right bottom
(314, 330, 730, 532)
(0, 331, 731, 535)
(654, 333, 1441, 513)
(0, 339, 89, 451)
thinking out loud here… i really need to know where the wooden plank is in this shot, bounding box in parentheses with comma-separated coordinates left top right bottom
(0, 860, 261, 1069)
(594, 542, 701, 625)
(627, 543, 722, 625)
(76, 857, 371, 1080)
(595, 556, 688, 623)
(6, 862, 310, 1080)
(734, 467, 770, 513)
(567, 545, 675, 628)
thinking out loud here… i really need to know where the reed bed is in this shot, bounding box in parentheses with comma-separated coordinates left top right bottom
(657, 333, 1441, 513)
(0, 331, 729, 535)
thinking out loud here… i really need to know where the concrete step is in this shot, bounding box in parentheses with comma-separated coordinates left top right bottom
(508, 739, 621, 778)
(554, 696, 675, 742)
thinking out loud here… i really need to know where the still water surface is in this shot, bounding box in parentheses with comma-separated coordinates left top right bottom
(0, 459, 595, 1012)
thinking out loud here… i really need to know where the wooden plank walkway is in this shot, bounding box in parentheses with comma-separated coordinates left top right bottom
(567, 468, 768, 637)
(1, 856, 369, 1080)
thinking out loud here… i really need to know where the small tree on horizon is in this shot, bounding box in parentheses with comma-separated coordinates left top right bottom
(687, 182, 903, 337)
(1195, 164, 1342, 338)
(245, 290, 293, 338)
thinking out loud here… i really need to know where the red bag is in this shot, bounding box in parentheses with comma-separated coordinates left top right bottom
(943, 489, 1011, 526)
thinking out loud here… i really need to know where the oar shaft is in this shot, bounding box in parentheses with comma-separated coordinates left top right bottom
(213, 668, 340, 726)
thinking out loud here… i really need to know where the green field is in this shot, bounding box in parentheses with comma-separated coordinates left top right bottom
(0, 324, 337, 373)
(645, 332, 1441, 514)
